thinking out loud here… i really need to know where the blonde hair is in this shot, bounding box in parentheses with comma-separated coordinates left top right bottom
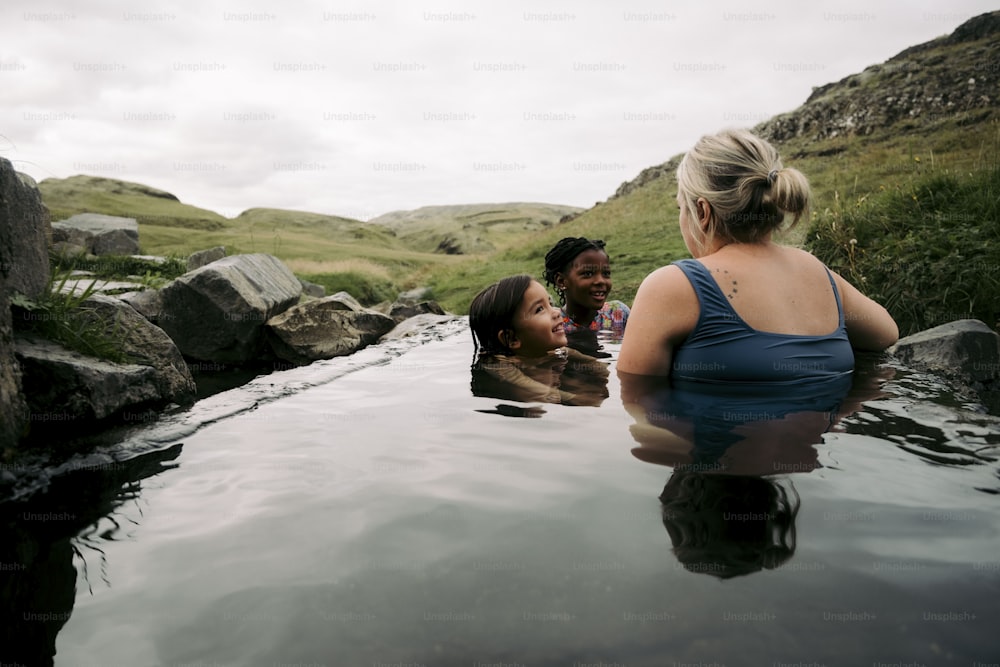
(676, 128, 810, 248)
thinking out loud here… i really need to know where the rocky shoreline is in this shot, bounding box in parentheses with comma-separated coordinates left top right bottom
(0, 157, 452, 457)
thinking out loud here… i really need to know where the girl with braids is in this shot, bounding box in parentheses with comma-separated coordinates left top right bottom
(618, 128, 897, 380)
(543, 237, 630, 338)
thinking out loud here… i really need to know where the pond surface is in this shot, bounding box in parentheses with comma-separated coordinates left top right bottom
(2, 319, 999, 666)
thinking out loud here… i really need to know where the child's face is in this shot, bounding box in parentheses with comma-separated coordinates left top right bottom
(507, 280, 567, 357)
(556, 249, 612, 313)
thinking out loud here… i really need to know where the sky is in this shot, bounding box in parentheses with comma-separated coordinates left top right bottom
(3, 0, 996, 221)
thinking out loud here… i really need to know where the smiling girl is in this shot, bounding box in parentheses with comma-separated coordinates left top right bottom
(543, 237, 630, 337)
(468, 274, 609, 406)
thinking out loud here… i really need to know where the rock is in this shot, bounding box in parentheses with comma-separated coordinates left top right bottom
(0, 289, 27, 449)
(382, 313, 461, 340)
(50, 241, 88, 261)
(890, 318, 1000, 413)
(387, 299, 447, 324)
(158, 253, 302, 363)
(299, 278, 325, 298)
(327, 291, 367, 312)
(890, 319, 1000, 382)
(118, 289, 163, 323)
(51, 213, 140, 256)
(266, 296, 396, 364)
(0, 159, 51, 300)
(80, 294, 196, 405)
(14, 335, 161, 423)
(187, 246, 226, 271)
(57, 277, 146, 297)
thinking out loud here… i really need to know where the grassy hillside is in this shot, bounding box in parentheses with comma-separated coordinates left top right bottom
(370, 203, 582, 255)
(417, 11, 999, 316)
(37, 176, 574, 304)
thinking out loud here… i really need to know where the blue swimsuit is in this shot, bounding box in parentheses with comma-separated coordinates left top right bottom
(670, 259, 854, 384)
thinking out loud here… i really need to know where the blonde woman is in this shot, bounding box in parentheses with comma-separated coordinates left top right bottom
(618, 128, 898, 381)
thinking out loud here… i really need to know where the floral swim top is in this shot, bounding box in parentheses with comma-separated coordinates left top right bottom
(561, 300, 630, 336)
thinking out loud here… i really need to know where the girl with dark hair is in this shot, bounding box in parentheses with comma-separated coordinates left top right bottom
(468, 275, 609, 407)
(543, 237, 630, 337)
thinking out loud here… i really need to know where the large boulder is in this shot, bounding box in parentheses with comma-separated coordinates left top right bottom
(890, 318, 1000, 412)
(51, 213, 140, 256)
(0, 159, 51, 300)
(81, 294, 196, 405)
(14, 336, 161, 424)
(266, 295, 396, 364)
(158, 253, 302, 362)
(890, 319, 1000, 383)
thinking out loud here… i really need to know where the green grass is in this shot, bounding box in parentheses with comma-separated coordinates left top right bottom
(10, 271, 130, 363)
(40, 175, 228, 231)
(807, 136, 1000, 336)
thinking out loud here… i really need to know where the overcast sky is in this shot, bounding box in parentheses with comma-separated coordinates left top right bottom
(3, 0, 995, 220)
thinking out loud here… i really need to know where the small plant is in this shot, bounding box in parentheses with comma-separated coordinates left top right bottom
(11, 271, 130, 363)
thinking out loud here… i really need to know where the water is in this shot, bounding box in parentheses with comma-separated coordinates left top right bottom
(2, 319, 1000, 665)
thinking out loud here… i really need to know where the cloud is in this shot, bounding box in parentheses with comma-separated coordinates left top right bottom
(3, 0, 994, 218)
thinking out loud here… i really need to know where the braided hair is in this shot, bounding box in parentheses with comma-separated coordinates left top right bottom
(543, 237, 607, 300)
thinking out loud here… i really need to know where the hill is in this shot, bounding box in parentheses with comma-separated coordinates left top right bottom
(36, 175, 582, 304)
(370, 203, 582, 255)
(422, 10, 1000, 315)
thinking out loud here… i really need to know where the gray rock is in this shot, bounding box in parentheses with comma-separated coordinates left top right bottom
(0, 289, 27, 448)
(266, 295, 396, 364)
(889, 319, 1000, 383)
(15, 335, 161, 423)
(299, 278, 325, 298)
(158, 253, 302, 362)
(327, 291, 366, 312)
(51, 213, 140, 256)
(0, 158, 51, 300)
(387, 299, 447, 324)
(50, 241, 88, 261)
(57, 278, 146, 297)
(382, 313, 461, 340)
(118, 289, 163, 323)
(890, 319, 1000, 413)
(187, 246, 226, 271)
(80, 294, 196, 405)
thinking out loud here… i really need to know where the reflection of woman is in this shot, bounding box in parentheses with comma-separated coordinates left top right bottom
(659, 472, 800, 579)
(624, 359, 895, 577)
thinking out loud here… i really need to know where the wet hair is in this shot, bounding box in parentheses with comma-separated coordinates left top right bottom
(659, 471, 799, 579)
(676, 128, 811, 249)
(468, 274, 533, 356)
(543, 237, 608, 295)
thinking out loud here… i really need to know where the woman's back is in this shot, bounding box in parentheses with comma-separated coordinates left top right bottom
(668, 245, 855, 383)
(696, 244, 839, 336)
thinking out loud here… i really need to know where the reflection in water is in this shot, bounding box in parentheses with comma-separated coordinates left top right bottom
(0, 445, 182, 666)
(621, 357, 895, 578)
(471, 347, 610, 417)
(659, 471, 800, 579)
